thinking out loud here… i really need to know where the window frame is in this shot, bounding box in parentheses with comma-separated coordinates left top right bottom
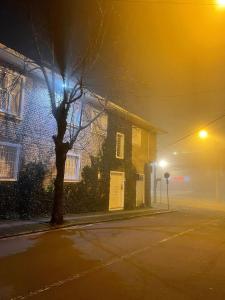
(0, 68, 25, 119)
(67, 100, 82, 129)
(0, 141, 21, 181)
(132, 126, 142, 146)
(116, 132, 125, 160)
(64, 151, 81, 182)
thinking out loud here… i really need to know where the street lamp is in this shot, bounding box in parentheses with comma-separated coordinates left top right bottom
(158, 159, 168, 169)
(198, 129, 208, 139)
(217, 0, 225, 7)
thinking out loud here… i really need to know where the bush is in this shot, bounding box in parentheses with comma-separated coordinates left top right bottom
(16, 162, 52, 218)
(64, 156, 107, 213)
(0, 182, 17, 219)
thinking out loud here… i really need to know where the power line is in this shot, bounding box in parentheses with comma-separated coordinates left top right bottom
(165, 112, 225, 148)
(113, 0, 217, 5)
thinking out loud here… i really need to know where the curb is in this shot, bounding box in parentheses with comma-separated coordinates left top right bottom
(0, 209, 177, 240)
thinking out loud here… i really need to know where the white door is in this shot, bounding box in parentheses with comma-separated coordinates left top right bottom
(109, 171, 125, 211)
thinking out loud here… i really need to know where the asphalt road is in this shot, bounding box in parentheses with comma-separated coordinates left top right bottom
(1, 203, 225, 300)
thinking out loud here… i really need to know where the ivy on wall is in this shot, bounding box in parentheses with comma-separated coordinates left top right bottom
(103, 110, 137, 209)
(0, 110, 139, 219)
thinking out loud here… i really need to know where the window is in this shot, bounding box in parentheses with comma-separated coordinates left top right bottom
(67, 101, 81, 127)
(0, 68, 23, 118)
(0, 142, 20, 181)
(91, 109, 107, 135)
(116, 132, 125, 159)
(64, 153, 80, 182)
(132, 127, 142, 146)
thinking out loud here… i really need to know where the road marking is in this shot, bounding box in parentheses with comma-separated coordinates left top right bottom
(10, 227, 196, 300)
(158, 228, 195, 244)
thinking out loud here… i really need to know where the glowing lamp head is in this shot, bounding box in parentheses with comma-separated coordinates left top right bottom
(198, 130, 208, 139)
(158, 160, 168, 169)
(217, 0, 225, 7)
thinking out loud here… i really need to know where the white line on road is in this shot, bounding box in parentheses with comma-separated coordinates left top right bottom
(158, 228, 195, 244)
(10, 227, 196, 300)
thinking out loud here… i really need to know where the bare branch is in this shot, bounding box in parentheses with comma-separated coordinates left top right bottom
(30, 10, 57, 116)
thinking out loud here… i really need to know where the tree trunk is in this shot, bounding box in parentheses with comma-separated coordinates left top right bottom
(50, 144, 67, 225)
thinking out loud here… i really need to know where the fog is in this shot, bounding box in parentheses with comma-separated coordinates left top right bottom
(90, 1, 225, 201)
(1, 0, 224, 201)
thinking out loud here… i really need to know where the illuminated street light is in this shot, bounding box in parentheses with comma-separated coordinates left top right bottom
(158, 159, 168, 169)
(217, 0, 225, 7)
(198, 130, 208, 139)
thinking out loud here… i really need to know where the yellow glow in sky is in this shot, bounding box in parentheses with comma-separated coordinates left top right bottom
(198, 130, 208, 139)
(217, 0, 225, 7)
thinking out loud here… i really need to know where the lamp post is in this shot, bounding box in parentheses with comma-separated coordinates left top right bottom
(197, 129, 220, 200)
(153, 159, 169, 204)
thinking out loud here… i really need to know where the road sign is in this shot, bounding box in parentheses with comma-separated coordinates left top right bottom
(164, 172, 170, 179)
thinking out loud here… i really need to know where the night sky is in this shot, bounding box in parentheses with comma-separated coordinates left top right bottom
(1, 0, 225, 152)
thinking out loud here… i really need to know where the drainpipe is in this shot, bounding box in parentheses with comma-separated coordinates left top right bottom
(144, 163, 152, 207)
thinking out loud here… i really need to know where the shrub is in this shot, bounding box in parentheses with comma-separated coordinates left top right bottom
(16, 162, 53, 218)
(64, 156, 107, 213)
(0, 182, 17, 219)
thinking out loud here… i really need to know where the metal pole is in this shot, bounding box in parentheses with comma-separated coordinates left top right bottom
(153, 163, 157, 203)
(160, 179, 162, 204)
(166, 179, 170, 210)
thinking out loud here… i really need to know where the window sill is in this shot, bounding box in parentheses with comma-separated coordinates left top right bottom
(64, 179, 81, 183)
(116, 156, 124, 160)
(0, 178, 17, 182)
(0, 110, 22, 122)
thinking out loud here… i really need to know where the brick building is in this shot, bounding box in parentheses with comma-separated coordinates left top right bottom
(0, 43, 162, 214)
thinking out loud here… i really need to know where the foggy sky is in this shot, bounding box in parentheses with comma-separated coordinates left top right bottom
(90, 1, 225, 151)
(1, 0, 224, 152)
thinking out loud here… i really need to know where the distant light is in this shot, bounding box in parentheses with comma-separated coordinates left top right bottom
(158, 160, 168, 169)
(173, 151, 178, 155)
(198, 130, 208, 139)
(217, 0, 225, 7)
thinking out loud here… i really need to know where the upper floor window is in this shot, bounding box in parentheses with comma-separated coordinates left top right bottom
(0, 68, 24, 118)
(67, 101, 81, 127)
(0, 142, 20, 181)
(132, 127, 142, 146)
(116, 132, 125, 159)
(64, 152, 80, 182)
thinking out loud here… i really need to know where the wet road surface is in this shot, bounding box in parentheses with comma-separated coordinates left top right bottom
(1, 205, 225, 299)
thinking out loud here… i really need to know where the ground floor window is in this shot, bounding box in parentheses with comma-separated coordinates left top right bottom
(0, 142, 20, 181)
(64, 152, 80, 182)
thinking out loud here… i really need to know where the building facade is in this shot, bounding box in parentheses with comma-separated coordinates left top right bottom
(0, 43, 161, 216)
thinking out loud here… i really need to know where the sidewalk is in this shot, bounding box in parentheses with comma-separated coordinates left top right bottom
(0, 207, 173, 239)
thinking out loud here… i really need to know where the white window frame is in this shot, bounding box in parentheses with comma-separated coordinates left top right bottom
(0, 141, 21, 181)
(64, 152, 81, 182)
(0, 68, 25, 119)
(67, 100, 82, 129)
(116, 132, 125, 159)
(132, 126, 142, 146)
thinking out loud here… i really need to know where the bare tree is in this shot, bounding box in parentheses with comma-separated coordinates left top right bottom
(28, 0, 110, 224)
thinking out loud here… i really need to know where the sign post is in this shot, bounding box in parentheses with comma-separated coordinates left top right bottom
(164, 172, 170, 210)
